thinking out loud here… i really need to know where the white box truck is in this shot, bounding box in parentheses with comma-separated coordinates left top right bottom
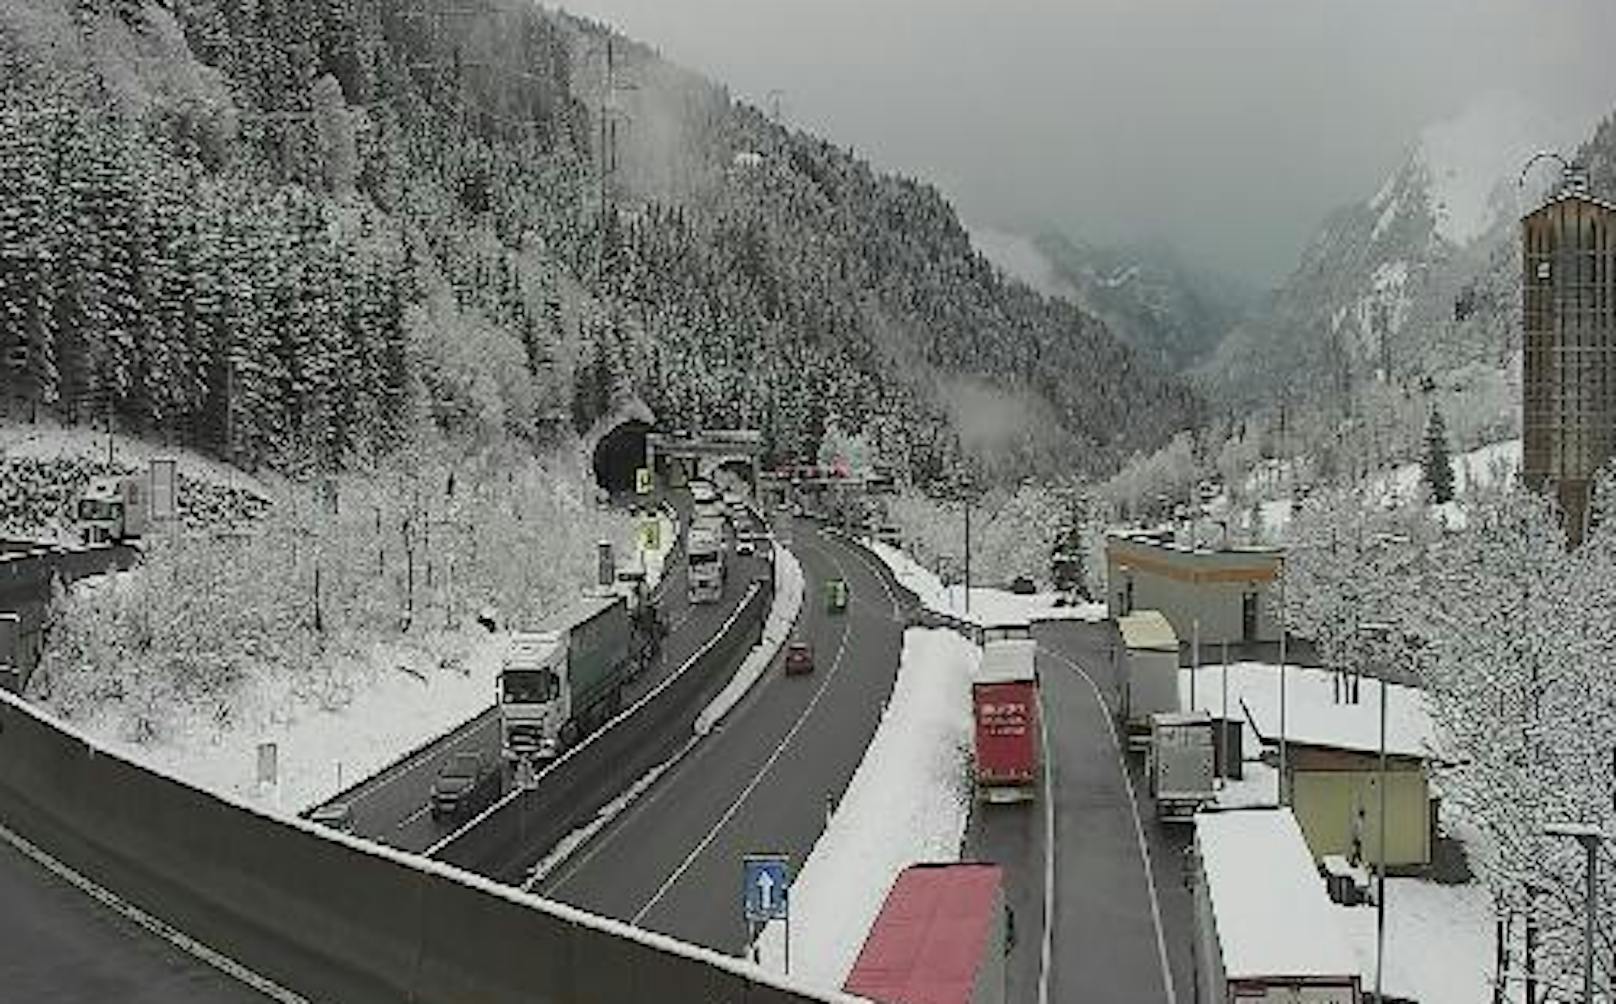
(1148, 712, 1215, 821)
(1118, 610, 1179, 749)
(1193, 809, 1362, 1003)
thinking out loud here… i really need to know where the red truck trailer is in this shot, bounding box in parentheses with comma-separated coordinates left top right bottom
(973, 640, 1040, 802)
(843, 863, 1007, 1004)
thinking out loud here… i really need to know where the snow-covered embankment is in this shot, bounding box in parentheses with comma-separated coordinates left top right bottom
(754, 628, 978, 990)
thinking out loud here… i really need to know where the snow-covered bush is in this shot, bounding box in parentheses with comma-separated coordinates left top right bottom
(886, 483, 1065, 588)
(1277, 473, 1616, 997)
(31, 443, 636, 743)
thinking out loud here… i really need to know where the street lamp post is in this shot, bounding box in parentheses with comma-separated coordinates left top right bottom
(1544, 822, 1602, 1004)
(1277, 555, 1288, 806)
(1358, 619, 1397, 1004)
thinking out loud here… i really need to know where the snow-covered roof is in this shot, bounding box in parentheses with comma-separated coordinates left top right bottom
(1196, 808, 1360, 982)
(978, 640, 1037, 684)
(1119, 610, 1178, 652)
(1180, 662, 1435, 760)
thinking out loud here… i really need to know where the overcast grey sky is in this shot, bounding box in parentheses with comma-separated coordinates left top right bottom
(556, 0, 1616, 285)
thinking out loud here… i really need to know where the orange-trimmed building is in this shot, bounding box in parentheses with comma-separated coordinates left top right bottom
(1105, 531, 1284, 646)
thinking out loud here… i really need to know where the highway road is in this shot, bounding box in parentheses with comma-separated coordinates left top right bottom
(0, 827, 273, 1004)
(317, 495, 771, 854)
(534, 516, 907, 956)
(1034, 618, 1197, 1004)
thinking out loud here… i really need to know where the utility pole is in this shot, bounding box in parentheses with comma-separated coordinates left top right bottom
(1544, 823, 1602, 1004)
(963, 489, 972, 616)
(592, 34, 636, 277)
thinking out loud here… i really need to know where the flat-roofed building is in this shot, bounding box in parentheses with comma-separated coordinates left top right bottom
(1106, 531, 1284, 646)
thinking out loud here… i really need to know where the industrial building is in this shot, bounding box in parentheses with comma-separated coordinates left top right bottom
(1522, 170, 1616, 545)
(1106, 532, 1284, 647)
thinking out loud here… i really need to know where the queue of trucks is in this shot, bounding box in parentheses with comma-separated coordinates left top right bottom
(687, 478, 729, 604)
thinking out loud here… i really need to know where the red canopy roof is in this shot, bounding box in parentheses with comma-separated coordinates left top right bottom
(843, 864, 1003, 1004)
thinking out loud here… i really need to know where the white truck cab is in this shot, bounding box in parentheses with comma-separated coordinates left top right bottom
(498, 632, 569, 761)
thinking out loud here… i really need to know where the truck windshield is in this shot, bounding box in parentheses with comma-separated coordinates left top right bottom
(501, 670, 558, 704)
(78, 500, 120, 521)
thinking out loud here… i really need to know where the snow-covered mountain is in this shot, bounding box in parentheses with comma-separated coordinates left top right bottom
(1201, 94, 1608, 450)
(1031, 234, 1256, 374)
(968, 227, 1255, 374)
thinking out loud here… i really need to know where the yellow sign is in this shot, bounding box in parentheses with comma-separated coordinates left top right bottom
(639, 519, 661, 552)
(636, 467, 653, 495)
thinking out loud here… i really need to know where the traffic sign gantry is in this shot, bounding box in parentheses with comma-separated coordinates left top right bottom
(743, 854, 791, 923)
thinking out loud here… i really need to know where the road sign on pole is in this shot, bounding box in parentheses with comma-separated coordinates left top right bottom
(743, 854, 791, 923)
(149, 457, 177, 522)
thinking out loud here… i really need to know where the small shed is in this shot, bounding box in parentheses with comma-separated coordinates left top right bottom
(1181, 661, 1436, 870)
(1118, 610, 1179, 730)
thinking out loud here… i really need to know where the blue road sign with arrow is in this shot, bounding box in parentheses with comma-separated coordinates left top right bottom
(743, 854, 791, 923)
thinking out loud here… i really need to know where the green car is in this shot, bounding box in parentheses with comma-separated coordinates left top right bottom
(826, 578, 848, 614)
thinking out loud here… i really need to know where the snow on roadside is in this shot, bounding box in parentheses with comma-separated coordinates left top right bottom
(753, 628, 978, 990)
(1335, 878, 1495, 1004)
(66, 510, 681, 815)
(81, 628, 511, 813)
(861, 537, 1105, 626)
(695, 543, 804, 735)
(0, 420, 274, 498)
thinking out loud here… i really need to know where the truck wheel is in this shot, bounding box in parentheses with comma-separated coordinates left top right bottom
(559, 720, 580, 749)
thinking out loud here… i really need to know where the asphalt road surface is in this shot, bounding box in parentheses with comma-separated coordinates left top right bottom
(0, 829, 272, 1004)
(535, 517, 906, 956)
(321, 495, 770, 854)
(1034, 619, 1196, 1004)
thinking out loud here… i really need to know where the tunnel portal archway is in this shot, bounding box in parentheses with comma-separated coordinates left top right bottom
(713, 458, 757, 492)
(592, 420, 651, 494)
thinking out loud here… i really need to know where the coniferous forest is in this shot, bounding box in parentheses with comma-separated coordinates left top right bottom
(0, 0, 1200, 483)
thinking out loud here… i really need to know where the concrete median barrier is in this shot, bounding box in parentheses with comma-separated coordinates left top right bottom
(431, 582, 769, 881)
(0, 677, 858, 1004)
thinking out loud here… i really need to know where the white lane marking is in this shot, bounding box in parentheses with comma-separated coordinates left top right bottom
(0, 818, 309, 1004)
(1037, 683, 1056, 1004)
(532, 734, 702, 896)
(345, 713, 494, 808)
(397, 803, 433, 829)
(629, 537, 855, 926)
(822, 531, 902, 621)
(541, 552, 814, 895)
(424, 582, 762, 859)
(1042, 646, 1178, 1004)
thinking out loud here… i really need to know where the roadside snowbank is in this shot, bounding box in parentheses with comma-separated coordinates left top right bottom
(696, 544, 806, 735)
(60, 513, 679, 814)
(754, 628, 978, 989)
(861, 537, 1105, 626)
(78, 629, 511, 812)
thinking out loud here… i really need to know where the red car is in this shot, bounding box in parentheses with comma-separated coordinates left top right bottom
(784, 640, 815, 676)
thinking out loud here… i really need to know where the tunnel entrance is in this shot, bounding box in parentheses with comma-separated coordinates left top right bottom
(592, 420, 651, 494)
(713, 458, 757, 492)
